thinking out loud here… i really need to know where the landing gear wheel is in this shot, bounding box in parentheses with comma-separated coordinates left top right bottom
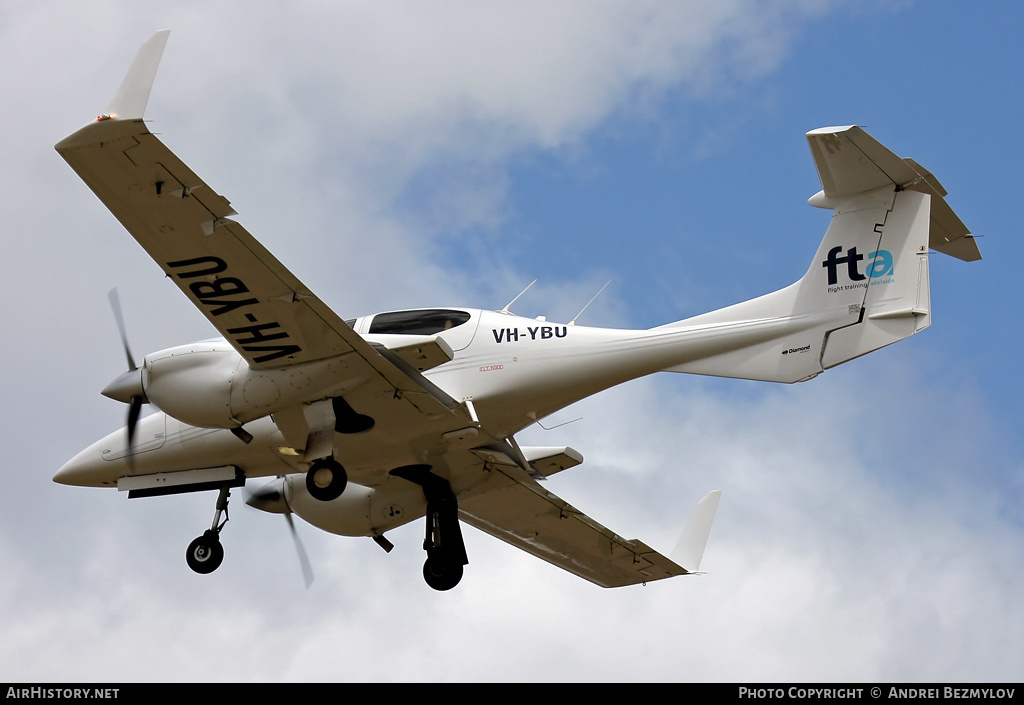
(186, 530, 224, 574)
(306, 457, 347, 501)
(423, 556, 464, 591)
(391, 466, 469, 591)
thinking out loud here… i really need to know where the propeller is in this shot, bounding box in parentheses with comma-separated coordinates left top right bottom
(246, 478, 315, 588)
(101, 289, 148, 464)
(284, 512, 315, 589)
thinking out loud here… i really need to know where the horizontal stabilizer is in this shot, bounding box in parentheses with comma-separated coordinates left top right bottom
(671, 490, 721, 572)
(900, 157, 980, 261)
(470, 445, 584, 478)
(807, 126, 981, 262)
(808, 125, 920, 197)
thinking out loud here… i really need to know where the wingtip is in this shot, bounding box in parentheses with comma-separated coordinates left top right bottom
(101, 29, 171, 121)
(670, 490, 722, 573)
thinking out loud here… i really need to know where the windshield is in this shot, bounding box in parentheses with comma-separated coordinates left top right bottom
(368, 309, 471, 335)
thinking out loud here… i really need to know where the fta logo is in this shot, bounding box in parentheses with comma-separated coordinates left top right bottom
(821, 246, 894, 285)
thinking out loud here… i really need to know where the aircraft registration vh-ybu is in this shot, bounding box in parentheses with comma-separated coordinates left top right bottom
(55, 32, 981, 591)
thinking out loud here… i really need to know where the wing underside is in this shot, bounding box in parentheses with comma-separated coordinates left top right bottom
(57, 117, 387, 371)
(55, 31, 471, 456)
(458, 453, 689, 588)
(54, 31, 418, 380)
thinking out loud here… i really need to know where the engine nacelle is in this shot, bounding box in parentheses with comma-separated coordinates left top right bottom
(143, 341, 242, 429)
(140, 339, 375, 430)
(283, 474, 426, 537)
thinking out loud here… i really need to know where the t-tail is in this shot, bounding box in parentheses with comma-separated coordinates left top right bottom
(658, 125, 980, 384)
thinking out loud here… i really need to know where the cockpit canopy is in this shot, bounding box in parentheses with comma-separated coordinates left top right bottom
(368, 309, 472, 336)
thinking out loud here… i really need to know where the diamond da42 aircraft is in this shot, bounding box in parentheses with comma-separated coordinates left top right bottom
(55, 32, 980, 591)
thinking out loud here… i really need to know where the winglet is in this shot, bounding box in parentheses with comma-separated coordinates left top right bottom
(101, 30, 170, 120)
(670, 490, 721, 572)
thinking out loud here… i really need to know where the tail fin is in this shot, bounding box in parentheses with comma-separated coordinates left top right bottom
(659, 126, 979, 383)
(807, 126, 979, 369)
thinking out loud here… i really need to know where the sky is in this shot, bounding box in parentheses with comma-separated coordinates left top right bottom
(1, 0, 1022, 683)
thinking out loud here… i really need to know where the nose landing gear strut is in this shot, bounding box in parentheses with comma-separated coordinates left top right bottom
(185, 484, 232, 574)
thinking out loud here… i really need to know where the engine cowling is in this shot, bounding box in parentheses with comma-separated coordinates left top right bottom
(138, 339, 375, 430)
(283, 474, 426, 538)
(142, 341, 243, 429)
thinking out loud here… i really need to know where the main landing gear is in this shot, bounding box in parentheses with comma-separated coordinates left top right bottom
(301, 396, 371, 502)
(392, 465, 468, 591)
(305, 456, 347, 501)
(186, 485, 231, 574)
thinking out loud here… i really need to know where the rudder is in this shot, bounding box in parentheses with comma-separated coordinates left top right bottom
(818, 187, 932, 368)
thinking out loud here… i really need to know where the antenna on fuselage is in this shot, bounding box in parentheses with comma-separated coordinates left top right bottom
(499, 279, 537, 315)
(568, 280, 612, 326)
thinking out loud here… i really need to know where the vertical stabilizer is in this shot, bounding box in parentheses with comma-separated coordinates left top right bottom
(657, 125, 976, 383)
(819, 188, 932, 368)
(804, 126, 940, 367)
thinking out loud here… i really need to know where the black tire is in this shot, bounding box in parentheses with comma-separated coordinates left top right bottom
(422, 557, 464, 591)
(305, 458, 347, 501)
(186, 532, 224, 574)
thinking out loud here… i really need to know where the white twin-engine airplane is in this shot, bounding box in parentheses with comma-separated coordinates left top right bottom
(55, 32, 980, 591)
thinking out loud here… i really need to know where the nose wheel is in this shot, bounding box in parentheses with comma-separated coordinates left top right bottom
(186, 530, 224, 574)
(186, 485, 232, 575)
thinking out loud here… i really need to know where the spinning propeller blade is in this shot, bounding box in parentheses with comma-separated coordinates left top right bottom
(284, 512, 315, 589)
(108, 288, 137, 372)
(104, 288, 148, 466)
(245, 479, 315, 588)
